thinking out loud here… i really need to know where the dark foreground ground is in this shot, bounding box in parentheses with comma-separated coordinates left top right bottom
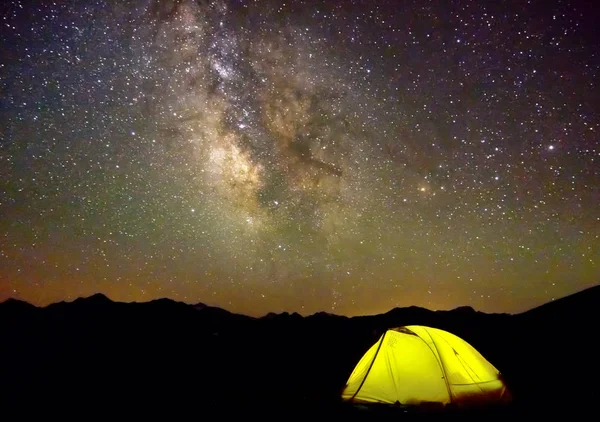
(2, 286, 599, 417)
(6, 392, 583, 420)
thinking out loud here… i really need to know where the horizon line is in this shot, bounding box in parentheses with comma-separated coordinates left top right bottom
(3, 283, 599, 318)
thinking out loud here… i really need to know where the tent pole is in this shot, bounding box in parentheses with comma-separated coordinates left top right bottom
(350, 331, 387, 401)
(422, 328, 453, 404)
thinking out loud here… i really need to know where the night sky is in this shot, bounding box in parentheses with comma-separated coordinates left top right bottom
(1, 0, 598, 317)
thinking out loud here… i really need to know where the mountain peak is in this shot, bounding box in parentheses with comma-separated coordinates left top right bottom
(75, 293, 112, 304)
(262, 311, 303, 320)
(452, 306, 476, 313)
(1, 297, 37, 309)
(522, 284, 600, 317)
(311, 311, 335, 317)
(386, 305, 430, 315)
(194, 302, 208, 310)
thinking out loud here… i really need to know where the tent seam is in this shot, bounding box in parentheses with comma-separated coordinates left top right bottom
(350, 331, 387, 401)
(421, 327, 453, 404)
(434, 330, 488, 392)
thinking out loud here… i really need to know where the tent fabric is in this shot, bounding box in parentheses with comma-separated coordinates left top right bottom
(342, 325, 510, 407)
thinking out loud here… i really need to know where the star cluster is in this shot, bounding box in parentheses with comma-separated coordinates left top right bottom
(1, 0, 598, 316)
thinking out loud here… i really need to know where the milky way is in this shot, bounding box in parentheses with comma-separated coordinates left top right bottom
(1, 0, 598, 316)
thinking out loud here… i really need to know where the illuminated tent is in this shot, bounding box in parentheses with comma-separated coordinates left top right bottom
(342, 325, 510, 407)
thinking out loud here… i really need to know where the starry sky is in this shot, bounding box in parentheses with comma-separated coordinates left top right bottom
(1, 0, 598, 317)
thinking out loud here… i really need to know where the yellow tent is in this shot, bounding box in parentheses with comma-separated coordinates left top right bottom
(342, 326, 510, 407)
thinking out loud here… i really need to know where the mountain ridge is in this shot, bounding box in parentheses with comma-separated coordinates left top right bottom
(3, 283, 597, 319)
(2, 283, 598, 415)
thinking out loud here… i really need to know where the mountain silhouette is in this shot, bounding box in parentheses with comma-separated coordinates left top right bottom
(1, 285, 598, 417)
(519, 284, 600, 322)
(76, 292, 113, 303)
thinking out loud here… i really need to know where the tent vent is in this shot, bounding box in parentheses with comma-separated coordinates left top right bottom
(392, 326, 417, 336)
